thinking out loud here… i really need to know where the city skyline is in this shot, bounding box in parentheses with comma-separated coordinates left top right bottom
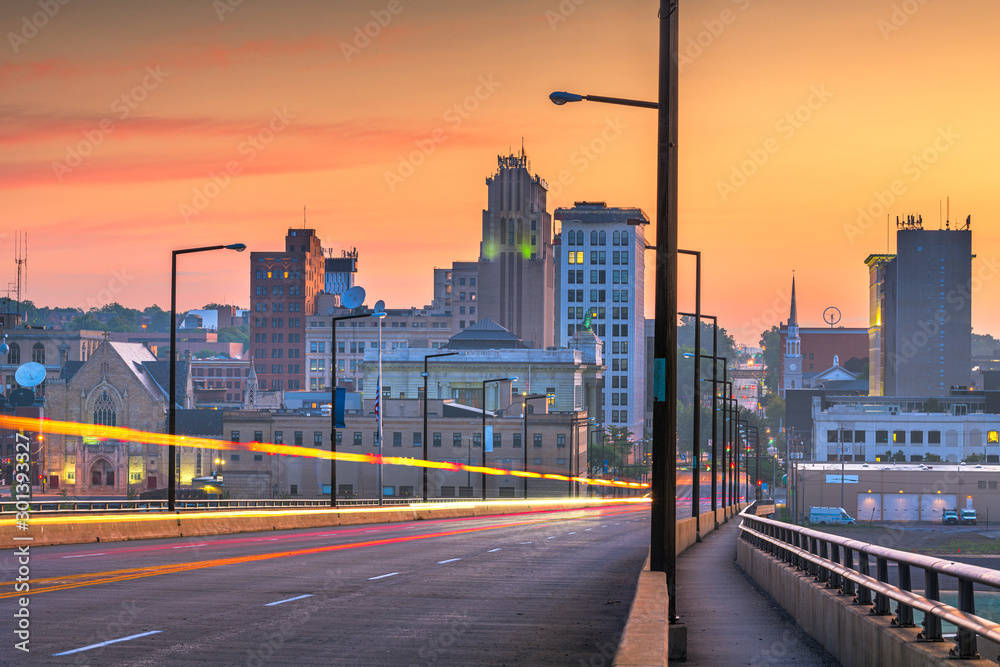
(4, 0, 1000, 345)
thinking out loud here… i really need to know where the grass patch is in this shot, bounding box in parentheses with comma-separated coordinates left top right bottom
(915, 537, 1000, 555)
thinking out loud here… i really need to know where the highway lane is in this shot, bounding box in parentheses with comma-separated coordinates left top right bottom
(4, 504, 650, 665)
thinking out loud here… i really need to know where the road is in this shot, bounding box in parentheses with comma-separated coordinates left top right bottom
(3, 504, 650, 665)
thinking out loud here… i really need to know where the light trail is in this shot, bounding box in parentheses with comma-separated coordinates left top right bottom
(0, 506, 649, 599)
(0, 414, 648, 490)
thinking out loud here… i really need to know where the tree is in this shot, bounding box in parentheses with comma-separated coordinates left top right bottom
(193, 349, 216, 359)
(922, 398, 947, 413)
(843, 356, 869, 379)
(759, 325, 780, 395)
(66, 312, 106, 331)
(218, 324, 249, 346)
(588, 426, 632, 478)
(964, 452, 985, 463)
(924, 453, 943, 463)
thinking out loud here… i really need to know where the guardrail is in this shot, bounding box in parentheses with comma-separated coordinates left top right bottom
(0, 496, 508, 514)
(739, 507, 1000, 659)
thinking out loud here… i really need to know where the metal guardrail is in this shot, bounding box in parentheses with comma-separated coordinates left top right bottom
(738, 504, 1000, 660)
(0, 496, 511, 515)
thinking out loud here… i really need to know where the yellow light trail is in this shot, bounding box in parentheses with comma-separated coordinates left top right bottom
(0, 415, 649, 489)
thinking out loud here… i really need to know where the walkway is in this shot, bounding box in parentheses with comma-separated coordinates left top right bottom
(673, 515, 840, 665)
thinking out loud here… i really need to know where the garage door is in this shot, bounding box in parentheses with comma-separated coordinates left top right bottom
(921, 494, 957, 522)
(883, 493, 919, 522)
(857, 493, 882, 521)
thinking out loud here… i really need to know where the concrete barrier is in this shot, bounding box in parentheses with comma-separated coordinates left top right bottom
(736, 531, 996, 667)
(0, 499, 638, 547)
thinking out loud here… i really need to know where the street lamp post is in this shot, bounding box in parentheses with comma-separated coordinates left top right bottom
(549, 2, 678, 604)
(422, 352, 459, 501)
(482, 377, 516, 502)
(522, 393, 547, 500)
(329, 311, 371, 508)
(169, 242, 245, 512)
(678, 250, 702, 538)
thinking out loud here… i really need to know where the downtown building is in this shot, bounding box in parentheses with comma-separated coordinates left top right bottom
(866, 218, 973, 396)
(554, 202, 648, 437)
(249, 228, 326, 392)
(477, 151, 555, 349)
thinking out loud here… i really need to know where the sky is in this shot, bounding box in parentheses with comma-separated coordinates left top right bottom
(3, 0, 1000, 346)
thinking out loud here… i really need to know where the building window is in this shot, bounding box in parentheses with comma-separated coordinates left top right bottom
(93, 391, 117, 427)
(433, 432, 442, 447)
(910, 431, 923, 444)
(827, 430, 838, 443)
(413, 432, 422, 446)
(533, 457, 543, 465)
(294, 431, 303, 446)
(31, 343, 45, 364)
(231, 454, 240, 462)
(353, 432, 362, 446)
(254, 431, 263, 442)
(893, 430, 906, 444)
(557, 434, 566, 448)
(493, 433, 501, 449)
(533, 434, 542, 448)
(453, 433, 462, 447)
(314, 431, 323, 446)
(875, 430, 888, 444)
(275, 431, 284, 444)
(928, 430, 941, 444)
(231, 431, 240, 443)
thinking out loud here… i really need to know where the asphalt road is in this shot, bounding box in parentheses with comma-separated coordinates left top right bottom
(3, 505, 650, 666)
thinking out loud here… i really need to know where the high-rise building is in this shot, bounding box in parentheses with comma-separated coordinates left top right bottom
(249, 229, 326, 392)
(477, 151, 554, 349)
(866, 217, 973, 396)
(324, 247, 359, 297)
(554, 201, 648, 437)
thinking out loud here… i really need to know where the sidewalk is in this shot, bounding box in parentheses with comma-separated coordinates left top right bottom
(673, 516, 840, 665)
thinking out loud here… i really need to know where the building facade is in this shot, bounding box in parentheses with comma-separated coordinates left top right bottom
(477, 151, 555, 349)
(249, 228, 326, 392)
(866, 221, 973, 396)
(554, 202, 648, 436)
(1, 328, 105, 399)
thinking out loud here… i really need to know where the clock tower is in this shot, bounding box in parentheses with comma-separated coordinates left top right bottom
(782, 275, 803, 397)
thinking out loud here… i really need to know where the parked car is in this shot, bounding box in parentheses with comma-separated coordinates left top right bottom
(942, 508, 960, 525)
(809, 506, 855, 525)
(960, 508, 978, 525)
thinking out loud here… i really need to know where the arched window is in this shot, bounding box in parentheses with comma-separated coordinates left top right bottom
(599, 230, 606, 246)
(621, 230, 629, 246)
(567, 230, 575, 246)
(590, 230, 598, 245)
(500, 217, 507, 245)
(94, 391, 117, 427)
(7, 342, 19, 365)
(32, 343, 45, 364)
(613, 230, 620, 245)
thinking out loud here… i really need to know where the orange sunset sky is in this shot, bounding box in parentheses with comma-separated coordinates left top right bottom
(2, 0, 1000, 346)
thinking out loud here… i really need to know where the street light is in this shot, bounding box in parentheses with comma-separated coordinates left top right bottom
(551, 3, 677, 616)
(329, 311, 371, 508)
(422, 351, 459, 501)
(482, 377, 517, 501)
(522, 393, 547, 500)
(169, 242, 245, 512)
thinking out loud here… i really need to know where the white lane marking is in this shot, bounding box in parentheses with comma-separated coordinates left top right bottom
(265, 594, 314, 607)
(172, 544, 208, 549)
(367, 572, 399, 581)
(601, 525, 607, 528)
(488, 548, 502, 553)
(61, 553, 107, 559)
(437, 558, 461, 564)
(53, 631, 163, 656)
(546, 536, 557, 539)
(365, 530, 379, 533)
(614, 523, 621, 525)
(520, 541, 533, 544)
(267, 539, 279, 541)
(584, 528, 593, 531)
(568, 532, 578, 534)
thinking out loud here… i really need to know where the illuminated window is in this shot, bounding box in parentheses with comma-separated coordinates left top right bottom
(989, 431, 999, 444)
(576, 251, 584, 263)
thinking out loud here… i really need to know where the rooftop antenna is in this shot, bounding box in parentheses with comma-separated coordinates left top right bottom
(939, 200, 942, 229)
(303, 205, 307, 228)
(14, 231, 26, 322)
(947, 196, 950, 229)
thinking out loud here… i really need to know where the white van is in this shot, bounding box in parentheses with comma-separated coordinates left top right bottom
(809, 506, 855, 525)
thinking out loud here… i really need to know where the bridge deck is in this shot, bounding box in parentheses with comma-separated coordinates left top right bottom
(673, 517, 839, 665)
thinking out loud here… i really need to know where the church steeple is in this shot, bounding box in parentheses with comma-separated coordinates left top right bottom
(789, 274, 798, 328)
(782, 273, 803, 397)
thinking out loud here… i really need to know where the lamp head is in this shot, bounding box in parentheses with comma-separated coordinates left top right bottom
(224, 243, 247, 252)
(549, 91, 583, 105)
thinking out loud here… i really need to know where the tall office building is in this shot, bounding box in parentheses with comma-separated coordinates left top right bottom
(554, 202, 648, 437)
(477, 150, 554, 349)
(324, 247, 359, 298)
(249, 228, 326, 392)
(866, 217, 973, 396)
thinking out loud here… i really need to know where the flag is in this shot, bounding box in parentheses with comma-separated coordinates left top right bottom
(374, 380, 380, 422)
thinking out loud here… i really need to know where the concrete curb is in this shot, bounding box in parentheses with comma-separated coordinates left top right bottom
(0, 499, 636, 547)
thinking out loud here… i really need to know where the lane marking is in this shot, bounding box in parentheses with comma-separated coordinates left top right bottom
(487, 548, 502, 553)
(367, 572, 399, 581)
(437, 558, 461, 564)
(584, 528, 593, 531)
(520, 541, 533, 544)
(61, 553, 107, 559)
(172, 544, 207, 549)
(568, 532, 578, 534)
(265, 594, 313, 607)
(546, 536, 557, 539)
(53, 630, 163, 656)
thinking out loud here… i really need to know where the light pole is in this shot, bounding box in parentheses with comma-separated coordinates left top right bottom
(422, 352, 458, 502)
(550, 2, 678, 602)
(330, 311, 371, 508)
(169, 242, 245, 512)
(482, 377, 516, 501)
(374, 310, 386, 505)
(522, 393, 547, 500)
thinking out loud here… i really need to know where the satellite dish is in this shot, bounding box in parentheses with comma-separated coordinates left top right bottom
(342, 285, 366, 309)
(15, 362, 46, 388)
(8, 388, 34, 407)
(0, 341, 8, 357)
(374, 299, 385, 314)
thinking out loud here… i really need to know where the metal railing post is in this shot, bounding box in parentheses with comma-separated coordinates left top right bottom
(918, 570, 942, 642)
(952, 578, 979, 658)
(894, 563, 914, 627)
(873, 557, 891, 615)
